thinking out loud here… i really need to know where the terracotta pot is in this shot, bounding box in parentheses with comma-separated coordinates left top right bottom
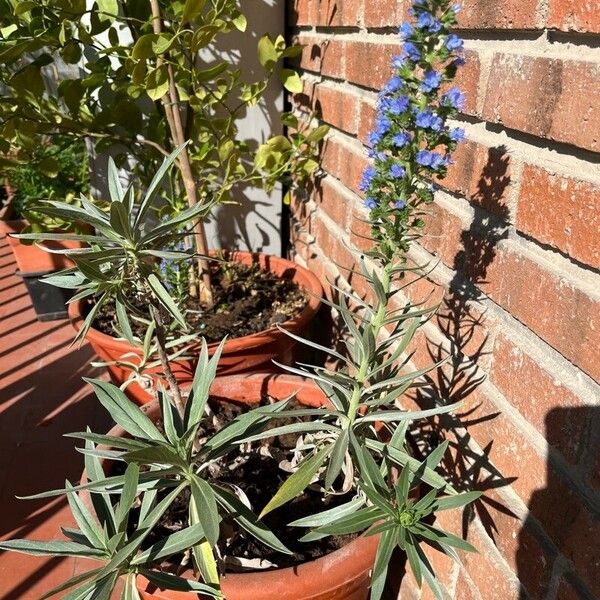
(0, 191, 84, 273)
(85, 374, 378, 600)
(70, 252, 323, 405)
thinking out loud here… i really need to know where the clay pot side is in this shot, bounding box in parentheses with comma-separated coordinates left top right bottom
(70, 252, 323, 405)
(0, 197, 84, 274)
(84, 374, 378, 600)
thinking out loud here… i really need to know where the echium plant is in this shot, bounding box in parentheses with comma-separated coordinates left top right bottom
(0, 3, 479, 600)
(359, 0, 465, 261)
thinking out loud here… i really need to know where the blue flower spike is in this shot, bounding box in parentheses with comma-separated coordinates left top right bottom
(358, 1, 466, 253)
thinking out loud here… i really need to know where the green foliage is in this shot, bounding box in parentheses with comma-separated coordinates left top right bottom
(0, 0, 325, 212)
(0, 4, 478, 599)
(0, 255, 479, 600)
(6, 137, 90, 233)
(16, 145, 212, 340)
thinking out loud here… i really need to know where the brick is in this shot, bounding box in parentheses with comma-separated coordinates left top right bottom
(287, 0, 317, 26)
(517, 165, 600, 268)
(456, 390, 548, 504)
(482, 55, 600, 152)
(345, 40, 398, 90)
(456, 0, 538, 29)
(547, 0, 600, 33)
(477, 242, 600, 382)
(296, 36, 346, 78)
(314, 84, 360, 134)
(358, 99, 377, 145)
(348, 203, 375, 253)
(334, 142, 368, 193)
(314, 177, 351, 228)
(453, 50, 482, 115)
(461, 527, 523, 600)
(420, 201, 466, 268)
(469, 498, 555, 600)
(317, 0, 360, 27)
(454, 572, 481, 600)
(526, 471, 600, 597)
(441, 141, 513, 219)
(432, 291, 496, 367)
(490, 333, 590, 465)
(363, 0, 401, 28)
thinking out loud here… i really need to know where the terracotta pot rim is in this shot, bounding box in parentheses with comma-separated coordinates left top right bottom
(68, 251, 323, 354)
(82, 374, 378, 599)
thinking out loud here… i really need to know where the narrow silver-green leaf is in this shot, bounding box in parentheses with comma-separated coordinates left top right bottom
(259, 444, 333, 518)
(84, 378, 165, 442)
(147, 273, 187, 328)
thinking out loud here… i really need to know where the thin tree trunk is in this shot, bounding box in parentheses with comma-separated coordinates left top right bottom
(150, 0, 213, 306)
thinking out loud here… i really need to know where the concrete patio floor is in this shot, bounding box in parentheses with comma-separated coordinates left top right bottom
(0, 235, 112, 599)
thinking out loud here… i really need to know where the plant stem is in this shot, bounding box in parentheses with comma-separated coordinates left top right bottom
(149, 0, 214, 307)
(149, 301, 186, 418)
(347, 263, 392, 424)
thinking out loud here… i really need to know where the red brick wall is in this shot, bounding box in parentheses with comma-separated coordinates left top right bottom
(286, 1, 600, 598)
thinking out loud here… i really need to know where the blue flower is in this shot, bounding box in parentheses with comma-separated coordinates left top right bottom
(452, 4, 462, 14)
(368, 129, 383, 146)
(417, 13, 442, 32)
(364, 197, 377, 210)
(394, 199, 406, 209)
(384, 76, 403, 93)
(442, 87, 466, 110)
(421, 70, 442, 92)
(402, 42, 421, 62)
(450, 127, 465, 142)
(382, 95, 410, 115)
(390, 164, 406, 178)
(359, 166, 376, 192)
(392, 132, 411, 147)
(391, 55, 405, 69)
(399, 22, 413, 40)
(375, 116, 390, 136)
(416, 150, 444, 168)
(452, 56, 466, 67)
(446, 34, 464, 51)
(415, 110, 443, 131)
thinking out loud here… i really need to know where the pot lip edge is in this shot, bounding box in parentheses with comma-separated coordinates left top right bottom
(68, 251, 324, 354)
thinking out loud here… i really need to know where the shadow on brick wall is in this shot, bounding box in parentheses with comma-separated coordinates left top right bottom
(516, 407, 600, 599)
(412, 146, 514, 539)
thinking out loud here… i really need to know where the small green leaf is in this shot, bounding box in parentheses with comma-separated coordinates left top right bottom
(257, 34, 277, 68)
(115, 463, 140, 533)
(190, 477, 220, 547)
(280, 68, 303, 93)
(131, 524, 206, 565)
(370, 528, 396, 600)
(115, 299, 135, 344)
(65, 481, 106, 550)
(232, 13, 247, 31)
(182, 0, 207, 23)
(325, 428, 349, 490)
(38, 157, 60, 177)
(259, 444, 333, 518)
(145, 65, 169, 101)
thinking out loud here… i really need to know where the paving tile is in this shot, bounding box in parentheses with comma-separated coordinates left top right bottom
(0, 236, 113, 599)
